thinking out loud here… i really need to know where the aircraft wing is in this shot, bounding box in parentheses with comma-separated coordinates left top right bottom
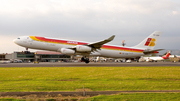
(86, 35, 115, 51)
(68, 35, 115, 53)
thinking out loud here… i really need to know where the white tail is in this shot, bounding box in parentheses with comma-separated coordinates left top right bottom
(134, 31, 162, 50)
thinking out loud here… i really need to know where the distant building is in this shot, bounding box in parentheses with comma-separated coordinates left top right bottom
(4, 51, 71, 62)
(35, 51, 71, 62)
(0, 54, 6, 60)
(5, 51, 35, 62)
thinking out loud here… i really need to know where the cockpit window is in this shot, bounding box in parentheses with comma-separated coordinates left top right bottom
(17, 38, 20, 39)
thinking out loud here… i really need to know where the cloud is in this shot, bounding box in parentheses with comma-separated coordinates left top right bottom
(0, 0, 179, 32)
(172, 11, 178, 15)
(0, 0, 180, 53)
(0, 0, 179, 17)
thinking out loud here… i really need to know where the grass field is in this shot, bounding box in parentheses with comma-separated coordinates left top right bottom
(0, 66, 179, 92)
(83, 93, 180, 101)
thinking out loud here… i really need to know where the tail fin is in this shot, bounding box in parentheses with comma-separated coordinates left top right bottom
(162, 51, 170, 59)
(134, 31, 162, 50)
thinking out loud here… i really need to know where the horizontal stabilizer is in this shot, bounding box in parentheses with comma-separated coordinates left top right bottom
(143, 49, 164, 54)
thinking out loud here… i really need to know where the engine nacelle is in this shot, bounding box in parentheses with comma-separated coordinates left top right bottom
(60, 48, 75, 55)
(76, 45, 92, 52)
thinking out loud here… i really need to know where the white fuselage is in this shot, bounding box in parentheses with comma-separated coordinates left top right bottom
(143, 57, 164, 61)
(142, 51, 170, 62)
(13, 36, 145, 58)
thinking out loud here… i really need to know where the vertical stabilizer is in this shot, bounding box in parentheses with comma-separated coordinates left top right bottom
(134, 31, 162, 50)
(162, 51, 170, 59)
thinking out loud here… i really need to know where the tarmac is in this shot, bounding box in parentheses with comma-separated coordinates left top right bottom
(0, 62, 180, 67)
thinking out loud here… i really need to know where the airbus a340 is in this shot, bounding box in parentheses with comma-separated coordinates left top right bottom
(13, 31, 163, 63)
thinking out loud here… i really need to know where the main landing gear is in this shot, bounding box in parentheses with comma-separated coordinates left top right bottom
(24, 48, 30, 54)
(81, 57, 90, 64)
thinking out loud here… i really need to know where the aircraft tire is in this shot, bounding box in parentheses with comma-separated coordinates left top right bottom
(85, 58, 89, 64)
(85, 60, 89, 64)
(81, 57, 85, 62)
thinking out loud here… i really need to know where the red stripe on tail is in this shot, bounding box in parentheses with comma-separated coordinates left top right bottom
(145, 38, 152, 46)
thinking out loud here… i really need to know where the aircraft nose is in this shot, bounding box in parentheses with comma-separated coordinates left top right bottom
(13, 39, 19, 44)
(13, 39, 17, 43)
(13, 39, 16, 43)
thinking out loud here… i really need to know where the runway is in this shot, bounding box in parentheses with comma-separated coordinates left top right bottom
(0, 62, 180, 67)
(0, 90, 180, 97)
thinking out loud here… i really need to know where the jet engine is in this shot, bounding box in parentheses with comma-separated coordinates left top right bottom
(60, 48, 75, 55)
(76, 45, 92, 52)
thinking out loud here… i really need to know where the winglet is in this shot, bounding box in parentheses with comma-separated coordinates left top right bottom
(87, 35, 115, 50)
(105, 35, 115, 43)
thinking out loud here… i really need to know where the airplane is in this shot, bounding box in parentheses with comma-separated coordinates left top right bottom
(13, 31, 163, 63)
(0, 60, 10, 64)
(141, 51, 171, 62)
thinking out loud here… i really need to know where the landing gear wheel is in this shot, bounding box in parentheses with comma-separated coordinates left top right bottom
(81, 57, 90, 64)
(81, 57, 85, 62)
(85, 58, 89, 64)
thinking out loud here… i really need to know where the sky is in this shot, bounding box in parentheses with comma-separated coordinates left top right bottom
(0, 0, 180, 53)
